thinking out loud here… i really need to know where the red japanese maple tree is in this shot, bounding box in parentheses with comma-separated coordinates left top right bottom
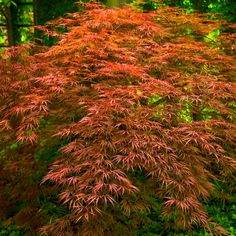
(0, 2, 235, 235)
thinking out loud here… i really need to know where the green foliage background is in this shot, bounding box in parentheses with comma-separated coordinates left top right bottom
(162, 0, 236, 21)
(0, 0, 236, 46)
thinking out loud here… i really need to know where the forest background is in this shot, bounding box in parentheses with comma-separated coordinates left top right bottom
(0, 0, 236, 47)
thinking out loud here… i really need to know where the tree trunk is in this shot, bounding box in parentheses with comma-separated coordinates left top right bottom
(5, 7, 15, 46)
(34, 0, 39, 25)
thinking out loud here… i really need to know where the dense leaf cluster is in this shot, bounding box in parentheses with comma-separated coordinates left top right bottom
(0, 2, 236, 235)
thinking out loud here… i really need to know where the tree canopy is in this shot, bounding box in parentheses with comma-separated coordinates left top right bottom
(0, 2, 236, 235)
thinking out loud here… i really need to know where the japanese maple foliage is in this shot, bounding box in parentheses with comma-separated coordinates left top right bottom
(0, 2, 236, 235)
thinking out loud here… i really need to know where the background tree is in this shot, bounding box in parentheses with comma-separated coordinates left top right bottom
(0, 0, 36, 46)
(1, 0, 236, 47)
(162, 0, 236, 21)
(0, 0, 16, 46)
